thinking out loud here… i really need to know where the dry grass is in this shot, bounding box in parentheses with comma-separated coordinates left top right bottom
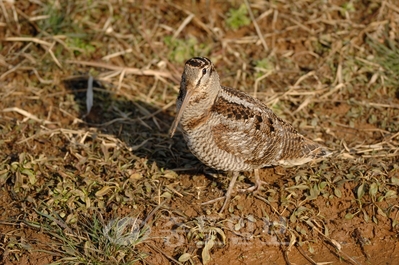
(1, 0, 399, 264)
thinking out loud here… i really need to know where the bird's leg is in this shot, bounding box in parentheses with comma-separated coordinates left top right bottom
(201, 171, 239, 213)
(239, 168, 268, 193)
(219, 171, 238, 213)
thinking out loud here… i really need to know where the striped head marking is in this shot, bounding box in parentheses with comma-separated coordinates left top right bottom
(169, 57, 218, 137)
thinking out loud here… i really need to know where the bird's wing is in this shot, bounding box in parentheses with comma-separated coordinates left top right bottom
(210, 87, 301, 166)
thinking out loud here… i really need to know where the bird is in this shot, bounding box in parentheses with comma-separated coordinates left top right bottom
(169, 57, 331, 212)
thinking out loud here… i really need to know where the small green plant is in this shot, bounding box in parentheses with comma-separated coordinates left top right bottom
(31, 209, 148, 264)
(255, 58, 274, 71)
(340, 2, 356, 17)
(164, 36, 210, 63)
(226, 4, 250, 30)
(368, 38, 399, 88)
(9, 153, 38, 193)
(67, 37, 96, 56)
(254, 58, 275, 78)
(185, 217, 226, 265)
(39, 3, 67, 34)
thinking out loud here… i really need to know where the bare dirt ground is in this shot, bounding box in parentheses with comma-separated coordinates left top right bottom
(1, 0, 399, 264)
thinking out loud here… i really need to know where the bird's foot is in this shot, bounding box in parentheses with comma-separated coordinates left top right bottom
(201, 196, 231, 213)
(201, 172, 239, 213)
(201, 170, 267, 213)
(201, 195, 231, 213)
(239, 169, 268, 193)
(238, 180, 268, 193)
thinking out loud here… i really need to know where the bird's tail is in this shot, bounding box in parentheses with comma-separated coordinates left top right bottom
(278, 137, 332, 166)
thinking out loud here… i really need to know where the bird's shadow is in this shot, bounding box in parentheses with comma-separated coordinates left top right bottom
(63, 76, 202, 172)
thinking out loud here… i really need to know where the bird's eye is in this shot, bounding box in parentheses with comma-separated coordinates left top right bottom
(202, 68, 207, 75)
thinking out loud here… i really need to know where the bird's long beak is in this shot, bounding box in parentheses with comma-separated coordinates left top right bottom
(169, 88, 194, 138)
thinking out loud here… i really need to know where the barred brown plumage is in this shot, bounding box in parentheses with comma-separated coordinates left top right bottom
(170, 57, 331, 212)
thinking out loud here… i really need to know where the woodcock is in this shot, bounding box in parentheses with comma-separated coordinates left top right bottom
(170, 57, 331, 212)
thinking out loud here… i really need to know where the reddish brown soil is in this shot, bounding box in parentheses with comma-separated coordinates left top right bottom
(139, 169, 399, 265)
(1, 1, 399, 265)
